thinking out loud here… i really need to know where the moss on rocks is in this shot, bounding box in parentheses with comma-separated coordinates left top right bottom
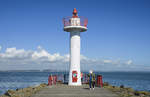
(4, 90, 16, 96)
(103, 82, 109, 86)
(0, 83, 47, 97)
(103, 82, 150, 97)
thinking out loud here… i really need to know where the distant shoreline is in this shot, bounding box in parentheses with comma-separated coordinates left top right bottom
(0, 70, 150, 73)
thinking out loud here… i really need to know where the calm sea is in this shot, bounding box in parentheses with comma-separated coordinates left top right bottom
(0, 71, 150, 95)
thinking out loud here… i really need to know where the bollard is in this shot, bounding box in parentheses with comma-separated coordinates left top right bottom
(97, 75, 103, 87)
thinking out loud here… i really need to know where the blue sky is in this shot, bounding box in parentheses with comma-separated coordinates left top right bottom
(0, 0, 150, 71)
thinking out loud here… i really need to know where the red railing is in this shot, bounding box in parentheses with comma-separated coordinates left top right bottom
(48, 73, 103, 87)
(63, 16, 88, 27)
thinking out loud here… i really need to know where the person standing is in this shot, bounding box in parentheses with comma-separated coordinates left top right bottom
(88, 70, 95, 90)
(81, 72, 83, 83)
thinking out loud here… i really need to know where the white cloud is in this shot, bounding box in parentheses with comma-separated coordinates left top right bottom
(126, 60, 133, 65)
(0, 46, 149, 71)
(103, 60, 112, 64)
(0, 47, 30, 58)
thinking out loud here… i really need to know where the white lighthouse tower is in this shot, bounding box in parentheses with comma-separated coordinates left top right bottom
(63, 8, 88, 86)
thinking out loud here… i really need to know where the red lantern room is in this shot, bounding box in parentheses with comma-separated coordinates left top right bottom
(63, 8, 88, 32)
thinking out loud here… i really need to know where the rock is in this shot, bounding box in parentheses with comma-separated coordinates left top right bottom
(0, 83, 47, 97)
(120, 85, 124, 88)
(112, 86, 116, 88)
(113, 86, 121, 92)
(103, 82, 109, 86)
(4, 90, 16, 96)
(125, 87, 134, 92)
(39, 83, 47, 87)
(0, 95, 9, 97)
(134, 91, 140, 96)
(102, 82, 150, 97)
(138, 91, 150, 95)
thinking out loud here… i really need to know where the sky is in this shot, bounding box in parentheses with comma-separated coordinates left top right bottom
(0, 0, 150, 71)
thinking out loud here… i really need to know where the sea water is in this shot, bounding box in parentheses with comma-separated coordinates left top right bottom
(0, 71, 150, 95)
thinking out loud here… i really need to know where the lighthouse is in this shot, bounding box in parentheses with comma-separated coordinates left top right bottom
(63, 8, 88, 86)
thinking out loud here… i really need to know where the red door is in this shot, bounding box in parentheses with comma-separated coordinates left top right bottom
(72, 71, 78, 82)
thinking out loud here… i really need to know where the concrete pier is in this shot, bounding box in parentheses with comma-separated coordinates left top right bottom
(31, 84, 119, 97)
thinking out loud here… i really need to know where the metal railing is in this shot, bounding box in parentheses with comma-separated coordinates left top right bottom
(48, 73, 103, 87)
(63, 16, 88, 27)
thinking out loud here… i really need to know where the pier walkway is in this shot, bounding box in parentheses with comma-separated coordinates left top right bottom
(31, 84, 119, 97)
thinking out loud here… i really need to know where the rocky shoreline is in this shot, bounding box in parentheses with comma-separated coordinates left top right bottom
(0, 83, 47, 97)
(103, 82, 150, 97)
